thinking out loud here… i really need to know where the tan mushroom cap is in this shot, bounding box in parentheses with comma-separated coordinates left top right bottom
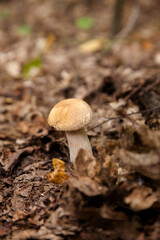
(48, 98, 92, 131)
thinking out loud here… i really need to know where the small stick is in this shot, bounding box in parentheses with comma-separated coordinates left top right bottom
(89, 105, 160, 131)
(124, 81, 145, 101)
(115, 1, 140, 40)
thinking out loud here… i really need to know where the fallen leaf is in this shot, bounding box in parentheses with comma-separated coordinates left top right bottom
(1, 147, 34, 174)
(124, 186, 158, 211)
(52, 158, 65, 172)
(141, 40, 154, 50)
(100, 205, 127, 220)
(75, 149, 101, 179)
(0, 227, 7, 237)
(44, 33, 56, 53)
(5, 61, 21, 78)
(12, 209, 28, 221)
(11, 227, 62, 240)
(0, 193, 3, 203)
(78, 39, 104, 53)
(47, 171, 70, 185)
(117, 124, 160, 179)
(154, 52, 160, 65)
(118, 149, 160, 180)
(63, 176, 105, 197)
(47, 158, 70, 185)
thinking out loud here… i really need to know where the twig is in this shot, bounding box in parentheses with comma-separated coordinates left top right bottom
(89, 105, 160, 131)
(139, 76, 160, 96)
(112, 0, 126, 36)
(115, 2, 140, 40)
(124, 81, 145, 101)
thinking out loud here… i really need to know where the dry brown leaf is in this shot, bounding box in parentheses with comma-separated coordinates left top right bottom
(46, 207, 79, 236)
(118, 148, 160, 179)
(0, 227, 7, 237)
(5, 61, 21, 78)
(78, 39, 104, 54)
(11, 227, 62, 240)
(1, 147, 34, 174)
(47, 176, 109, 228)
(12, 209, 28, 221)
(124, 186, 158, 211)
(47, 158, 70, 185)
(100, 205, 127, 220)
(100, 155, 118, 186)
(52, 158, 65, 172)
(117, 124, 160, 179)
(0, 193, 3, 203)
(47, 171, 70, 185)
(64, 177, 106, 198)
(44, 33, 56, 53)
(75, 149, 101, 180)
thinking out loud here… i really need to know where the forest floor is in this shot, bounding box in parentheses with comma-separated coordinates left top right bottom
(0, 1, 160, 239)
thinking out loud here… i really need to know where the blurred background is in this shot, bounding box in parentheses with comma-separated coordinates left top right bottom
(0, 0, 160, 120)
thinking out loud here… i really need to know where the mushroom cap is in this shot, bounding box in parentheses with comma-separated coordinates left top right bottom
(48, 98, 92, 131)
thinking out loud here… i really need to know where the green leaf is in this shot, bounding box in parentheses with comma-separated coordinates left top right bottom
(17, 25, 32, 35)
(76, 17, 93, 30)
(23, 58, 42, 77)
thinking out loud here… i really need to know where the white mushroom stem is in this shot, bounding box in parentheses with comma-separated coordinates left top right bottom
(66, 128, 92, 163)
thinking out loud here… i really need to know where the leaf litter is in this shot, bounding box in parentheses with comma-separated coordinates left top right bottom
(0, 0, 160, 240)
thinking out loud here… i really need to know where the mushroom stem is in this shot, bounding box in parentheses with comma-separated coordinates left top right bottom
(66, 128, 92, 163)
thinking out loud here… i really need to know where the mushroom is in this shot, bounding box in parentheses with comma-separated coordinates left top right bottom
(48, 98, 93, 163)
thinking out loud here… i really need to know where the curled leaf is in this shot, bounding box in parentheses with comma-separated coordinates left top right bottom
(117, 125, 160, 179)
(47, 158, 70, 185)
(52, 158, 65, 172)
(118, 149, 160, 180)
